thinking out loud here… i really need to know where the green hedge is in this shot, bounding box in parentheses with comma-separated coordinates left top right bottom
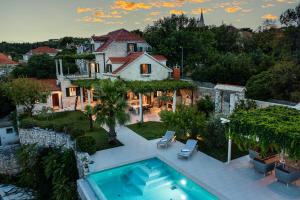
(76, 136, 97, 154)
(229, 106, 300, 159)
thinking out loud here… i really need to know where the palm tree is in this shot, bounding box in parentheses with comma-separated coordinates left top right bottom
(84, 105, 96, 130)
(93, 79, 129, 143)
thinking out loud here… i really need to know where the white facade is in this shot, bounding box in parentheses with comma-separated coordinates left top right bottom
(0, 118, 18, 146)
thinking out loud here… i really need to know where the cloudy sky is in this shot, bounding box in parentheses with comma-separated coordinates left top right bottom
(0, 0, 297, 42)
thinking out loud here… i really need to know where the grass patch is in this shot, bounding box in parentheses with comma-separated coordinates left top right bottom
(128, 121, 247, 162)
(127, 121, 168, 140)
(20, 111, 122, 151)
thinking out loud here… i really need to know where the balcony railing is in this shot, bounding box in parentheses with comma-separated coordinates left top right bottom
(64, 74, 96, 80)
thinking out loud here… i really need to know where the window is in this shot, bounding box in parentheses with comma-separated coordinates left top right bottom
(6, 128, 13, 134)
(104, 64, 112, 73)
(66, 87, 79, 97)
(140, 64, 152, 74)
(95, 63, 100, 73)
(127, 43, 137, 52)
(138, 47, 143, 52)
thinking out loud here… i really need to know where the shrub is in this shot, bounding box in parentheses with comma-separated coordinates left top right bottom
(202, 115, 227, 148)
(68, 127, 85, 138)
(76, 136, 96, 154)
(196, 96, 214, 117)
(19, 118, 37, 129)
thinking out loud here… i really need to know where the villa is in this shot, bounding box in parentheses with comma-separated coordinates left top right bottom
(0, 53, 18, 77)
(23, 46, 58, 63)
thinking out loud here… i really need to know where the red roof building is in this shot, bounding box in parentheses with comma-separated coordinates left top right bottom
(31, 46, 58, 54)
(94, 29, 145, 52)
(0, 53, 18, 65)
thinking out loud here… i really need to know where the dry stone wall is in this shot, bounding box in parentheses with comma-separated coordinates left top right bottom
(0, 145, 21, 175)
(19, 128, 74, 149)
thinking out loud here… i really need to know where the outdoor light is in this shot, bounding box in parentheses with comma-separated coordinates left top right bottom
(180, 194, 187, 200)
(180, 179, 187, 186)
(220, 117, 230, 124)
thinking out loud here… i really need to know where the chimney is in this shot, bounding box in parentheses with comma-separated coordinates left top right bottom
(173, 66, 181, 80)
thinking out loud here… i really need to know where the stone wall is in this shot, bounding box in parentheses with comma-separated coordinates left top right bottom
(0, 144, 21, 175)
(19, 128, 74, 149)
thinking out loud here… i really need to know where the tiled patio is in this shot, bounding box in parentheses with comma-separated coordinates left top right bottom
(89, 126, 300, 200)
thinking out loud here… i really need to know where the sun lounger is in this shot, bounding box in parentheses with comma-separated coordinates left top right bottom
(177, 139, 198, 159)
(156, 131, 175, 148)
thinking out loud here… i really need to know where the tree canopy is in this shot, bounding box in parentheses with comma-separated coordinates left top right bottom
(144, 4, 300, 102)
(2, 78, 50, 116)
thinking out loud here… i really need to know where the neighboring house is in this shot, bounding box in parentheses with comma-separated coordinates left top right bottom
(0, 53, 18, 76)
(23, 46, 58, 62)
(30, 79, 63, 111)
(0, 116, 18, 146)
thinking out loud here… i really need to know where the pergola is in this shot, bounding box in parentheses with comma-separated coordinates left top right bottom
(229, 106, 300, 160)
(72, 79, 196, 122)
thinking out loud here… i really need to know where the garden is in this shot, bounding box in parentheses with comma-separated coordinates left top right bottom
(127, 97, 247, 162)
(19, 111, 122, 154)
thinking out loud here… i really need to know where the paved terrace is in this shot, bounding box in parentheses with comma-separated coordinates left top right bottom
(89, 126, 300, 200)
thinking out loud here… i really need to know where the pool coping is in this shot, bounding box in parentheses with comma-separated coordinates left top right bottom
(83, 154, 229, 200)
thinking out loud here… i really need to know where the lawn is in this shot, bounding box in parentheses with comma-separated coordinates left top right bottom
(127, 121, 247, 162)
(127, 121, 168, 140)
(20, 111, 122, 151)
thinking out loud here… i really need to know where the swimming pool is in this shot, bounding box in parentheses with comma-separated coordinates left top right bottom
(86, 157, 218, 200)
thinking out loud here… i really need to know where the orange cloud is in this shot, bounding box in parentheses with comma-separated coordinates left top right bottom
(170, 9, 185, 15)
(94, 11, 122, 18)
(77, 7, 94, 13)
(112, 0, 152, 11)
(225, 6, 241, 13)
(79, 16, 103, 23)
(261, 14, 278, 20)
(152, 1, 184, 8)
(149, 11, 160, 16)
(191, 8, 213, 14)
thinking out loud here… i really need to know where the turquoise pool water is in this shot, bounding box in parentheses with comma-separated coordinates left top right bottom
(86, 157, 218, 200)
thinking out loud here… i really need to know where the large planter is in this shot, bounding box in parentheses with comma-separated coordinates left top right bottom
(275, 164, 300, 186)
(253, 157, 276, 176)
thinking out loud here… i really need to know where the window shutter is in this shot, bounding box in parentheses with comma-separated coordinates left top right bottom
(140, 64, 143, 74)
(134, 44, 137, 52)
(66, 88, 70, 97)
(148, 64, 152, 73)
(76, 87, 80, 96)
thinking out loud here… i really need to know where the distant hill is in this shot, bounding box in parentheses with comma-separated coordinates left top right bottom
(0, 37, 89, 61)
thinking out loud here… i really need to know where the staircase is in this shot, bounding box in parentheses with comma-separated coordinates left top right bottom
(122, 161, 173, 195)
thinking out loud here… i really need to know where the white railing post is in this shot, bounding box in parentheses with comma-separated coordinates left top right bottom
(173, 90, 177, 113)
(139, 93, 143, 123)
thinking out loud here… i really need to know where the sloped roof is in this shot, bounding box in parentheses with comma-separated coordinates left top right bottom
(110, 52, 170, 75)
(0, 53, 17, 65)
(31, 46, 58, 54)
(95, 29, 145, 52)
(29, 78, 60, 91)
(111, 52, 144, 74)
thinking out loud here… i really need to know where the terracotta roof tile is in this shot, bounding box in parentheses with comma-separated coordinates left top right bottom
(95, 29, 145, 52)
(153, 55, 167, 61)
(31, 46, 58, 54)
(0, 53, 18, 65)
(112, 52, 144, 74)
(29, 78, 60, 91)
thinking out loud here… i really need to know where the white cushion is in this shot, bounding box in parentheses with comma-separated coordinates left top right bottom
(181, 149, 190, 152)
(161, 138, 168, 142)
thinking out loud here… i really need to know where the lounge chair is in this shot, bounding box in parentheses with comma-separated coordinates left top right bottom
(275, 164, 300, 186)
(156, 131, 175, 148)
(177, 139, 198, 159)
(253, 155, 278, 176)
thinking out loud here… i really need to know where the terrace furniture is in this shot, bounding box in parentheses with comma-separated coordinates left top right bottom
(275, 163, 300, 186)
(177, 139, 198, 159)
(253, 155, 278, 176)
(249, 149, 260, 160)
(157, 131, 176, 148)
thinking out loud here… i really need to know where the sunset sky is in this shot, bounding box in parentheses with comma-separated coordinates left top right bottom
(0, 0, 297, 42)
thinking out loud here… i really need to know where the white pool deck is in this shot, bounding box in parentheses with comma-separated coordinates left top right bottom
(85, 126, 300, 200)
